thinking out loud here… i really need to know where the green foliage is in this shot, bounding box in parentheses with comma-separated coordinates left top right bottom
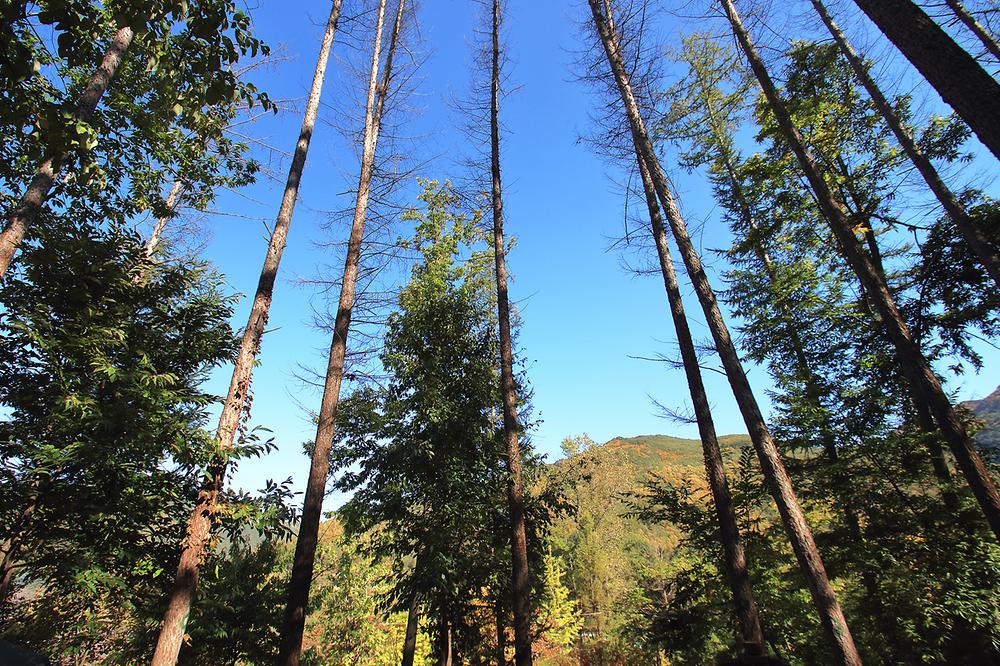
(332, 179, 530, 659)
(0, 219, 296, 661)
(301, 523, 431, 666)
(0, 219, 235, 656)
(637, 32, 1000, 665)
(2, 0, 270, 261)
(533, 549, 583, 655)
(547, 434, 672, 664)
(176, 539, 289, 665)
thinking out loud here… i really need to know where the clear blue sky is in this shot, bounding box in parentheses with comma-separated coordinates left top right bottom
(185, 0, 999, 503)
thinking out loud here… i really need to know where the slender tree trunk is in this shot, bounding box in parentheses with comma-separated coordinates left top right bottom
(401, 594, 419, 666)
(488, 2, 533, 665)
(149, 4, 343, 665)
(636, 151, 765, 657)
(145, 179, 184, 258)
(275, 2, 404, 663)
(588, 2, 862, 663)
(494, 593, 509, 666)
(850, 0, 1000, 161)
(811, 0, 1000, 288)
(436, 615, 452, 666)
(944, 0, 1000, 62)
(0, 25, 133, 277)
(721, 0, 1000, 543)
(0, 488, 40, 603)
(709, 121, 901, 653)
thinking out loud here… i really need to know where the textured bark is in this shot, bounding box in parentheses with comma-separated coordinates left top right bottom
(401, 595, 419, 666)
(944, 0, 1000, 63)
(636, 151, 765, 656)
(851, 0, 1000, 161)
(589, 1, 861, 663)
(0, 25, 134, 277)
(488, 2, 533, 665)
(722, 0, 1000, 544)
(275, 1, 404, 663)
(811, 0, 1000, 289)
(149, 4, 343, 664)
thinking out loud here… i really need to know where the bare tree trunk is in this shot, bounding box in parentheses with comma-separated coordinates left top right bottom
(944, 0, 1000, 62)
(436, 615, 453, 666)
(850, 0, 1000, 161)
(494, 593, 509, 665)
(0, 25, 134, 277)
(0, 488, 40, 603)
(811, 0, 1000, 288)
(275, 1, 405, 663)
(721, 0, 1000, 543)
(145, 180, 184, 258)
(636, 150, 765, 657)
(401, 594, 419, 666)
(488, 2, 533, 665)
(588, 2, 861, 663)
(149, 4, 343, 664)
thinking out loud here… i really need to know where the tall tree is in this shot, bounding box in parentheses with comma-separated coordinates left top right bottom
(586, 1, 861, 663)
(276, 1, 407, 662)
(635, 148, 765, 657)
(0, 220, 268, 658)
(487, 2, 534, 664)
(850, 0, 1000, 161)
(330, 180, 512, 664)
(809, 0, 999, 288)
(150, 2, 344, 663)
(720, 0, 1000, 543)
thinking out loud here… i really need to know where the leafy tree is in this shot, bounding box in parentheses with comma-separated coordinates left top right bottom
(1, 0, 271, 276)
(331, 179, 516, 661)
(0, 218, 278, 657)
(301, 523, 431, 666)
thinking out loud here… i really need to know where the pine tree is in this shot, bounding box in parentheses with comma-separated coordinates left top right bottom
(721, 0, 1000, 544)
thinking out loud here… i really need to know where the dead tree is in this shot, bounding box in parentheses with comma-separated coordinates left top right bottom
(481, 2, 535, 664)
(275, 1, 408, 663)
(149, 3, 344, 664)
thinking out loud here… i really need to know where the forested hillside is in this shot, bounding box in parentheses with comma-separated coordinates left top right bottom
(2, 0, 999, 664)
(965, 384, 1000, 455)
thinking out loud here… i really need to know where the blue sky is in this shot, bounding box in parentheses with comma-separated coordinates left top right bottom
(183, 0, 999, 503)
